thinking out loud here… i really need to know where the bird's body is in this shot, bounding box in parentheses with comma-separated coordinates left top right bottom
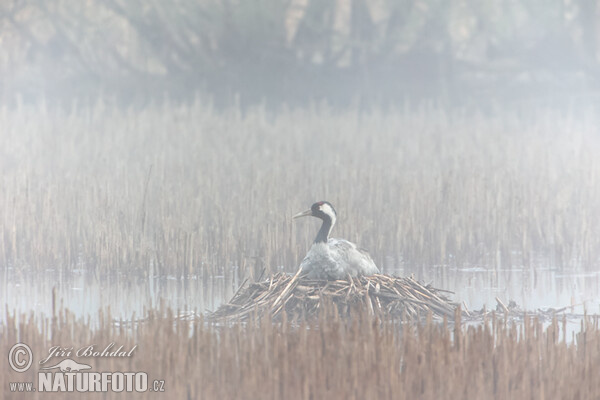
(293, 201, 380, 280)
(299, 238, 379, 280)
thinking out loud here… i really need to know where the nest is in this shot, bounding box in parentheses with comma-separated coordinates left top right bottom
(210, 270, 459, 322)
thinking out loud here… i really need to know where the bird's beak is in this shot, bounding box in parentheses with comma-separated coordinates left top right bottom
(293, 209, 312, 219)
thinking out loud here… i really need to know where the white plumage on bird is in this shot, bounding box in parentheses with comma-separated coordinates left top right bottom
(293, 201, 380, 280)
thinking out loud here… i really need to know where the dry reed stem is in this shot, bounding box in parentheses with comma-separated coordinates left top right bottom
(210, 273, 458, 322)
(2, 103, 600, 277)
(2, 306, 600, 399)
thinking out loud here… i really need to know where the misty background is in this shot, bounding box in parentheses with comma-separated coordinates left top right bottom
(2, 0, 600, 107)
(3, 4, 600, 396)
(2, 0, 600, 321)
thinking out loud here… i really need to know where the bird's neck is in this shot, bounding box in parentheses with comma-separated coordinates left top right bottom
(314, 216, 334, 244)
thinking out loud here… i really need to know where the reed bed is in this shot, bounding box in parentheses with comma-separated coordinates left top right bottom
(210, 272, 458, 322)
(1, 305, 600, 399)
(3, 98, 600, 399)
(1, 101, 600, 279)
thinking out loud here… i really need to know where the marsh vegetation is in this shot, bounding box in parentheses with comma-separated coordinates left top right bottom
(3, 305, 600, 399)
(3, 102, 600, 278)
(2, 101, 600, 398)
(3, 1, 600, 398)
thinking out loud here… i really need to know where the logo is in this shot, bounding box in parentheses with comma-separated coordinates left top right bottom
(7, 342, 165, 393)
(39, 359, 91, 372)
(8, 343, 33, 373)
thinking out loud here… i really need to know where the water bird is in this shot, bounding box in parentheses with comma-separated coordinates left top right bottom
(293, 201, 380, 280)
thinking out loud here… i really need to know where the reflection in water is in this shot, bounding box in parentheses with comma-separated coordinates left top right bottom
(1, 267, 239, 325)
(2, 262, 600, 325)
(405, 265, 600, 314)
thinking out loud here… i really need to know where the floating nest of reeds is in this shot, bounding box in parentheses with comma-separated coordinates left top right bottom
(209, 270, 459, 322)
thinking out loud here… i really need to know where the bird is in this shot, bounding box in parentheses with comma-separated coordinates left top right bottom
(293, 201, 380, 280)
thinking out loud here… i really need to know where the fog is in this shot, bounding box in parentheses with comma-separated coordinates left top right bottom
(3, 0, 600, 315)
(3, 0, 600, 312)
(4, 2, 600, 398)
(2, 1, 599, 107)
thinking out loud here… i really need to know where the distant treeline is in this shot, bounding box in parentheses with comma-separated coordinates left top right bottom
(2, 0, 600, 106)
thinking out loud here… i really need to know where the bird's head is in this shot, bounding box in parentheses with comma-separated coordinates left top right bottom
(293, 201, 337, 223)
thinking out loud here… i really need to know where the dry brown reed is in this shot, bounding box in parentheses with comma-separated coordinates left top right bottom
(210, 272, 457, 322)
(2, 102, 600, 278)
(2, 305, 600, 399)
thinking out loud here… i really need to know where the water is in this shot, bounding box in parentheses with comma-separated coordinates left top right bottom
(1, 267, 238, 324)
(2, 260, 600, 325)
(401, 265, 600, 317)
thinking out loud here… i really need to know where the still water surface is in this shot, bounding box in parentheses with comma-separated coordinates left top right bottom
(2, 262, 600, 324)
